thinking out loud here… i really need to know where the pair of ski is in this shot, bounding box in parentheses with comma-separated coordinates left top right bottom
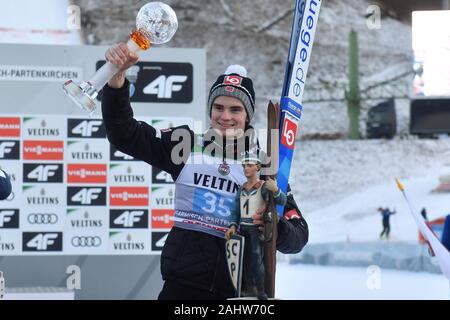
(226, 0, 322, 299)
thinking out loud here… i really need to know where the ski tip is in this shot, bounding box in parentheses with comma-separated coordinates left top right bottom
(395, 178, 404, 192)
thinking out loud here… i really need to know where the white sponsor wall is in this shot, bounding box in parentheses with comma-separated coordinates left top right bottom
(0, 44, 206, 257)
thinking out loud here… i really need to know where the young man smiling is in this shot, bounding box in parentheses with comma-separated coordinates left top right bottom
(101, 43, 308, 300)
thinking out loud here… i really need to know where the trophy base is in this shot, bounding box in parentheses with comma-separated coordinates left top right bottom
(63, 80, 97, 114)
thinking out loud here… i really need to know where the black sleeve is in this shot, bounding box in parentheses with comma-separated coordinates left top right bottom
(101, 80, 194, 179)
(276, 186, 309, 254)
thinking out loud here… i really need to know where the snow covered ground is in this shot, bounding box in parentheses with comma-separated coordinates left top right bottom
(276, 263, 449, 300)
(306, 166, 450, 244)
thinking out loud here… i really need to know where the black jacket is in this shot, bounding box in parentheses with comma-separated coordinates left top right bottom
(102, 80, 308, 298)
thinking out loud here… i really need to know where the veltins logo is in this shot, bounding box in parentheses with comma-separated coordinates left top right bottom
(68, 119, 106, 138)
(110, 210, 148, 229)
(109, 187, 149, 207)
(0, 117, 20, 137)
(67, 187, 106, 206)
(151, 209, 174, 229)
(23, 140, 64, 160)
(22, 232, 63, 252)
(0, 140, 20, 159)
(67, 164, 107, 184)
(0, 209, 19, 228)
(23, 163, 63, 183)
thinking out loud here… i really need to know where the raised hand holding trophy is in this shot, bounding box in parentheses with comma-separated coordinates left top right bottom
(63, 2, 178, 114)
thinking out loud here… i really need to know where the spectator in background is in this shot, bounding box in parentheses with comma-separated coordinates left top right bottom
(378, 207, 396, 240)
(0, 169, 12, 200)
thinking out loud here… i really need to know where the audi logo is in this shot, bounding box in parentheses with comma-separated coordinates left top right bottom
(27, 213, 58, 224)
(71, 236, 102, 247)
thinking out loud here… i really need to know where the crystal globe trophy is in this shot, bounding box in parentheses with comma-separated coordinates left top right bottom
(63, 2, 178, 114)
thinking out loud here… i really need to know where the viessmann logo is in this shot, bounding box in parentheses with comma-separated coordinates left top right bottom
(23, 141, 64, 160)
(67, 164, 107, 183)
(110, 187, 149, 206)
(151, 209, 174, 229)
(0, 117, 20, 137)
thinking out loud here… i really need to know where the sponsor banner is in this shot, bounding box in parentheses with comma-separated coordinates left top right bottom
(0, 114, 193, 255)
(109, 145, 138, 162)
(151, 231, 169, 251)
(108, 163, 150, 186)
(0, 117, 20, 137)
(22, 116, 65, 140)
(66, 140, 108, 163)
(67, 118, 106, 139)
(64, 231, 108, 254)
(109, 187, 149, 207)
(109, 209, 149, 229)
(67, 163, 107, 184)
(65, 208, 108, 230)
(0, 65, 82, 82)
(22, 232, 63, 252)
(96, 61, 193, 103)
(23, 140, 64, 160)
(0, 209, 19, 229)
(151, 209, 174, 229)
(22, 184, 65, 206)
(21, 207, 65, 231)
(23, 163, 64, 183)
(0, 140, 20, 159)
(67, 186, 107, 206)
(151, 167, 174, 184)
(108, 231, 151, 254)
(151, 185, 175, 209)
(0, 230, 20, 254)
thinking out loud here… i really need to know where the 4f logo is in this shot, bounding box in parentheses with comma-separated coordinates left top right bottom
(25, 164, 62, 182)
(68, 119, 105, 138)
(151, 232, 169, 251)
(110, 146, 137, 161)
(110, 209, 148, 228)
(99, 61, 193, 103)
(0, 141, 14, 158)
(72, 120, 102, 137)
(23, 232, 62, 251)
(68, 187, 106, 206)
(114, 211, 144, 227)
(72, 188, 102, 205)
(0, 210, 19, 228)
(143, 75, 188, 99)
(0, 141, 19, 159)
(281, 115, 298, 149)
